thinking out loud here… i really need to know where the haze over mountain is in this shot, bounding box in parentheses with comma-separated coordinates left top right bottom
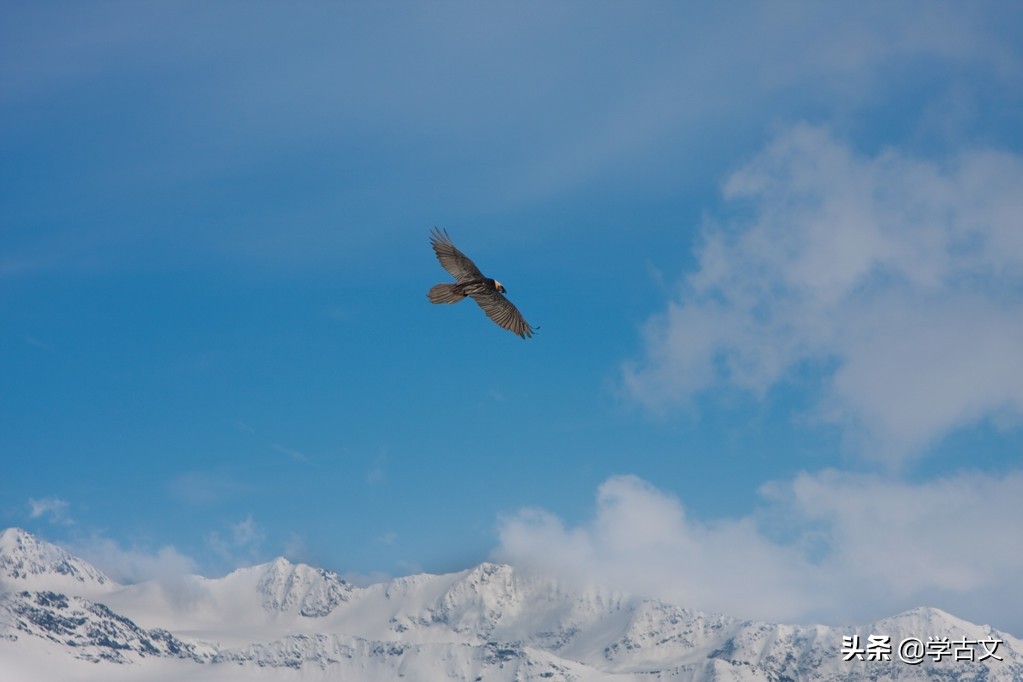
(2, 528, 1020, 681)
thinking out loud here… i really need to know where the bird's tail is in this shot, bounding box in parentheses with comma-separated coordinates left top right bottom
(427, 283, 465, 304)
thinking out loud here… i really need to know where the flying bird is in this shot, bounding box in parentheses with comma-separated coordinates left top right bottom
(427, 227, 535, 339)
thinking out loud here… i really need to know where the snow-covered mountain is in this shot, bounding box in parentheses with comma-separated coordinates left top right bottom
(1, 528, 1020, 681)
(0, 527, 114, 596)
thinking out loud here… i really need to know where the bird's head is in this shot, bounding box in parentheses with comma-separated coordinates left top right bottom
(494, 280, 506, 294)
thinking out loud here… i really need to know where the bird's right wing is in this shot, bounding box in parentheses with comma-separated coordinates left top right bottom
(430, 227, 485, 283)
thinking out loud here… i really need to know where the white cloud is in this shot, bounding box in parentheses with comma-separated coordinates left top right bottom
(232, 516, 262, 546)
(766, 469, 1023, 599)
(493, 472, 1023, 635)
(27, 497, 72, 525)
(69, 535, 198, 584)
(206, 515, 266, 565)
(624, 125, 1023, 462)
(282, 531, 307, 562)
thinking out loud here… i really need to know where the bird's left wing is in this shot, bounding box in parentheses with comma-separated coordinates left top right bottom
(430, 227, 485, 283)
(469, 289, 535, 339)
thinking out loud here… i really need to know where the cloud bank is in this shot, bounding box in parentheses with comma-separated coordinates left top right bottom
(69, 535, 198, 585)
(624, 125, 1023, 461)
(66, 516, 271, 585)
(493, 471, 1023, 636)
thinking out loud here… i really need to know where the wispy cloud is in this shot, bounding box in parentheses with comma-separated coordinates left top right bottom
(233, 419, 257, 435)
(6, 3, 1017, 278)
(22, 335, 55, 352)
(624, 125, 1023, 463)
(282, 531, 307, 562)
(366, 453, 387, 486)
(339, 569, 393, 588)
(231, 515, 263, 546)
(375, 531, 397, 546)
(234, 420, 313, 464)
(68, 534, 197, 584)
(27, 497, 73, 525)
(271, 443, 310, 463)
(493, 471, 1023, 635)
(206, 515, 266, 566)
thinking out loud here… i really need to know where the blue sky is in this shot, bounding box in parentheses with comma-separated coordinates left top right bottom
(3, 2, 1023, 634)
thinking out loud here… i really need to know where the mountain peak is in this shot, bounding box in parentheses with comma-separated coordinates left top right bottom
(4, 530, 1021, 680)
(0, 528, 115, 595)
(0, 527, 37, 550)
(256, 555, 353, 617)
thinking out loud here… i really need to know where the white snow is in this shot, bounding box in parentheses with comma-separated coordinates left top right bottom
(1, 528, 1020, 681)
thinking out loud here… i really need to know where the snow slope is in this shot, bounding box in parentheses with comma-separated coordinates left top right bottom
(0, 528, 114, 596)
(1, 528, 1020, 681)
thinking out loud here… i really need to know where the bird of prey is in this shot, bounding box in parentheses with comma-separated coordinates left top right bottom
(427, 227, 535, 338)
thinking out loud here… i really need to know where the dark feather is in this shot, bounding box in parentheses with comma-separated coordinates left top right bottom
(427, 283, 465, 304)
(469, 289, 534, 338)
(430, 227, 485, 283)
(426, 228, 535, 339)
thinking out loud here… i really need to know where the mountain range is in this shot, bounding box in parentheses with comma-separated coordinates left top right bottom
(1, 527, 1020, 681)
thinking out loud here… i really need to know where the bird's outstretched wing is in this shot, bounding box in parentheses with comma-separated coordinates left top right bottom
(469, 289, 535, 339)
(430, 227, 484, 283)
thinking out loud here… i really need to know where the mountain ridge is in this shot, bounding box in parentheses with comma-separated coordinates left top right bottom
(1, 528, 1020, 681)
(0, 528, 115, 596)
